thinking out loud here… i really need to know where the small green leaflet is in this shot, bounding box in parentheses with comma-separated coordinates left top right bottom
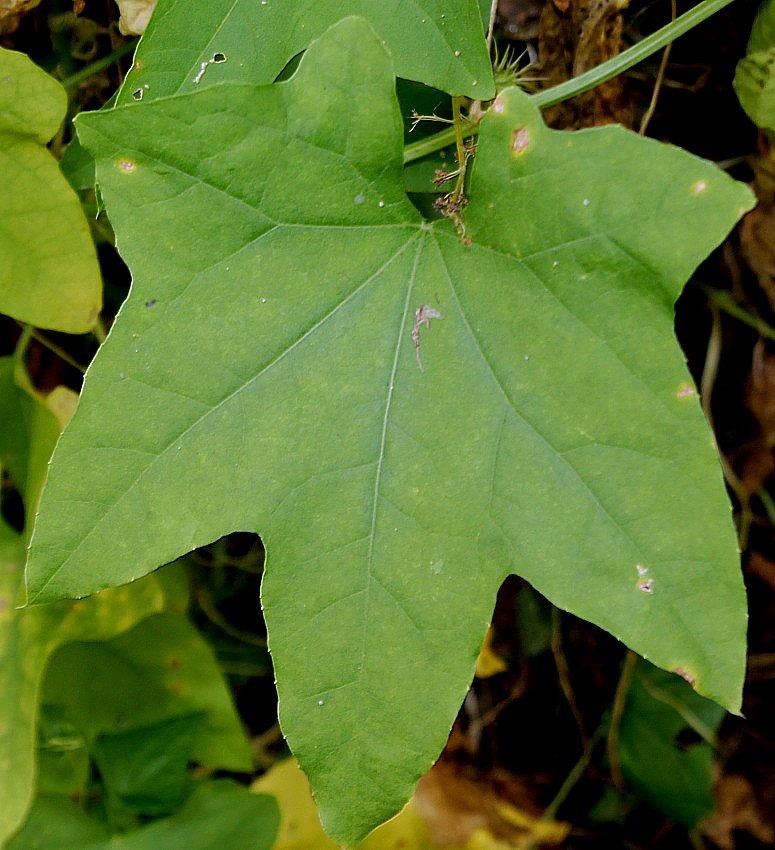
(27, 16, 751, 846)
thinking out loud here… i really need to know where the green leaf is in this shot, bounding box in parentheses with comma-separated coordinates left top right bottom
(92, 712, 203, 816)
(618, 659, 725, 826)
(0, 363, 172, 845)
(60, 135, 96, 192)
(734, 0, 775, 129)
(0, 522, 174, 844)
(117, 0, 493, 104)
(734, 47, 775, 130)
(7, 781, 279, 850)
(36, 706, 91, 796)
(42, 612, 252, 773)
(746, 0, 775, 54)
(0, 357, 31, 497)
(6, 795, 111, 850)
(0, 48, 101, 333)
(28, 17, 751, 845)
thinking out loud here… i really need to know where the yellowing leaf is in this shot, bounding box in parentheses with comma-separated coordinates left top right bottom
(253, 759, 433, 850)
(475, 627, 508, 679)
(0, 48, 101, 332)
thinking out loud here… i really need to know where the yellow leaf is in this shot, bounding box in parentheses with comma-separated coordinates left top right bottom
(475, 626, 508, 678)
(253, 758, 435, 850)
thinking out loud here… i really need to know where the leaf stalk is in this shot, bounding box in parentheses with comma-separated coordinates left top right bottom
(403, 0, 739, 165)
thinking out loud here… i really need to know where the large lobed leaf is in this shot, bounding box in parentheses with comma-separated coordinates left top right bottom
(0, 48, 101, 333)
(117, 0, 493, 104)
(27, 17, 751, 845)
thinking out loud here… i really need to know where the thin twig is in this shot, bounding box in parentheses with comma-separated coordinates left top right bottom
(486, 0, 498, 51)
(60, 39, 137, 90)
(524, 720, 608, 849)
(16, 323, 86, 373)
(700, 304, 752, 548)
(551, 607, 588, 746)
(702, 286, 775, 342)
(607, 649, 637, 790)
(639, 0, 676, 135)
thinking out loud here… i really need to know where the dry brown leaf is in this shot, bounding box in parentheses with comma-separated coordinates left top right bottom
(733, 344, 775, 492)
(702, 773, 775, 850)
(740, 150, 775, 312)
(0, 0, 42, 35)
(415, 761, 569, 849)
(538, 0, 631, 128)
(116, 0, 156, 35)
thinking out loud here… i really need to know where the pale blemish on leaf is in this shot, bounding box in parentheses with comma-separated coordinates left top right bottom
(511, 126, 530, 154)
(692, 181, 708, 194)
(672, 667, 696, 687)
(491, 96, 505, 114)
(193, 53, 227, 84)
(412, 305, 442, 373)
(117, 159, 137, 173)
(636, 564, 654, 594)
(676, 382, 696, 398)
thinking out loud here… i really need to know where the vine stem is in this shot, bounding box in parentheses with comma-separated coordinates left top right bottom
(639, 0, 677, 135)
(403, 0, 738, 165)
(451, 96, 468, 201)
(486, 0, 498, 50)
(606, 649, 637, 790)
(60, 40, 137, 90)
(14, 322, 86, 373)
(530, 0, 735, 109)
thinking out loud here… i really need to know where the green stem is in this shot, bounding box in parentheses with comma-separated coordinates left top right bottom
(403, 0, 738, 165)
(530, 0, 737, 109)
(524, 719, 608, 849)
(27, 328, 86, 374)
(60, 40, 137, 90)
(451, 96, 467, 201)
(606, 649, 637, 790)
(703, 286, 775, 343)
(404, 125, 458, 164)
